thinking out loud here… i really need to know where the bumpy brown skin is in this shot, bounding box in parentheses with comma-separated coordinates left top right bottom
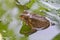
(20, 11, 50, 30)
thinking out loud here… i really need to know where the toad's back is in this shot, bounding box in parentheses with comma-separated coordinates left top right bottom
(20, 11, 50, 30)
(28, 13, 50, 29)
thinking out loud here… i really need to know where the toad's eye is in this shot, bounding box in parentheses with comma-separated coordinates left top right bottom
(20, 14, 29, 21)
(23, 11, 28, 14)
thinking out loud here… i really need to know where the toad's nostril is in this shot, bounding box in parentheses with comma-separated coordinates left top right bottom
(51, 22, 55, 26)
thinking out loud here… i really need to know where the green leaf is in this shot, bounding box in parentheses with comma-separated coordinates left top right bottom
(39, 7, 49, 12)
(20, 21, 37, 36)
(53, 34, 60, 40)
(26, 0, 36, 8)
(16, 5, 29, 11)
(0, 5, 6, 17)
(20, 22, 31, 36)
(5, 0, 16, 9)
(0, 9, 6, 17)
(0, 22, 8, 32)
(2, 30, 16, 40)
(20, 36, 28, 40)
(33, 9, 46, 16)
